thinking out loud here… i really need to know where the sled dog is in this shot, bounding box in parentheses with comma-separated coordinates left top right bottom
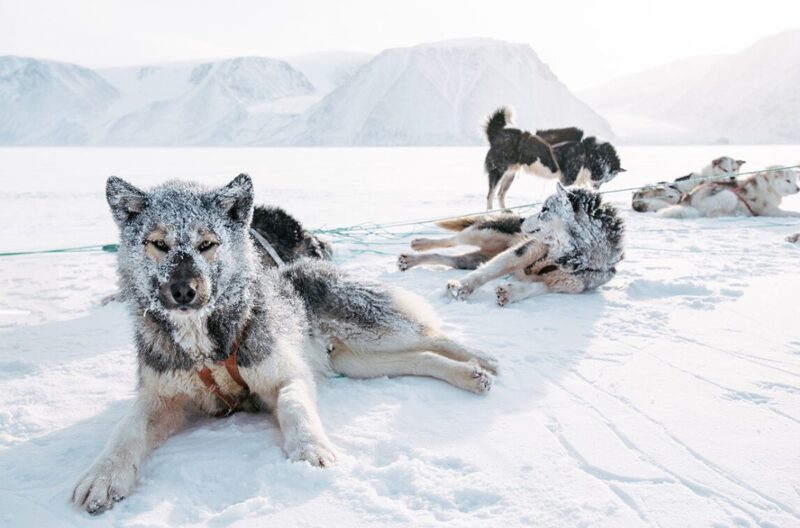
(483, 108, 625, 210)
(632, 156, 745, 213)
(438, 184, 624, 305)
(659, 166, 800, 218)
(72, 174, 496, 514)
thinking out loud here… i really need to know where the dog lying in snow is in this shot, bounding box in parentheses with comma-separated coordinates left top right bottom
(632, 156, 745, 213)
(399, 184, 623, 306)
(659, 166, 800, 218)
(483, 108, 625, 210)
(73, 174, 497, 514)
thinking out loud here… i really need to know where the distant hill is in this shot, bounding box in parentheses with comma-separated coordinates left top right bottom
(269, 38, 612, 146)
(580, 29, 800, 144)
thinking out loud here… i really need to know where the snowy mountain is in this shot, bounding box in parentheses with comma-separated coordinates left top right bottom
(269, 39, 613, 146)
(0, 56, 119, 145)
(1, 40, 613, 146)
(581, 29, 800, 144)
(100, 57, 315, 145)
(285, 51, 372, 97)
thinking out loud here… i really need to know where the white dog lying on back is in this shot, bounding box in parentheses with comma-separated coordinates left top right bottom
(659, 166, 800, 218)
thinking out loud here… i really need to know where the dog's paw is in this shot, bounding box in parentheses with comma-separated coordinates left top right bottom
(72, 459, 136, 515)
(288, 440, 338, 468)
(409, 238, 428, 251)
(446, 280, 473, 301)
(397, 254, 411, 271)
(477, 354, 500, 375)
(495, 284, 514, 307)
(465, 361, 493, 394)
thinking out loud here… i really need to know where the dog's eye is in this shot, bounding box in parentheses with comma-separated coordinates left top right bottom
(197, 240, 218, 252)
(146, 239, 169, 252)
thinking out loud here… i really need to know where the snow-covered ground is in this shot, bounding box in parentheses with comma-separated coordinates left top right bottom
(1, 146, 799, 527)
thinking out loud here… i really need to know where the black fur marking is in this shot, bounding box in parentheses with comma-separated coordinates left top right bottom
(537, 264, 558, 275)
(477, 214, 524, 235)
(250, 205, 332, 265)
(280, 258, 404, 332)
(536, 127, 584, 144)
(514, 241, 533, 257)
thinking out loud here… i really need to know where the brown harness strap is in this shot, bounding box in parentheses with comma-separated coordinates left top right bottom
(196, 334, 250, 416)
(732, 186, 757, 216)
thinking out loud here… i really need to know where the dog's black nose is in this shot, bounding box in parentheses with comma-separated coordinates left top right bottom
(170, 281, 196, 305)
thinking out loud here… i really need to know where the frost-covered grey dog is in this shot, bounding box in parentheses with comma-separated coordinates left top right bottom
(72, 174, 496, 514)
(446, 184, 624, 306)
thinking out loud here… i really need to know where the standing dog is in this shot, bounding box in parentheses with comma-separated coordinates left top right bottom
(632, 156, 746, 213)
(484, 108, 625, 210)
(444, 184, 624, 306)
(659, 166, 800, 218)
(72, 174, 496, 514)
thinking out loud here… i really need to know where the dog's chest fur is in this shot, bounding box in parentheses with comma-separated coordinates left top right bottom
(170, 314, 215, 361)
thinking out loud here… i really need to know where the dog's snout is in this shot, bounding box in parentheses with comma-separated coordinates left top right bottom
(170, 281, 196, 305)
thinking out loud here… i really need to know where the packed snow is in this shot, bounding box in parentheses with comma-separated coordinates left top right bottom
(1, 146, 799, 527)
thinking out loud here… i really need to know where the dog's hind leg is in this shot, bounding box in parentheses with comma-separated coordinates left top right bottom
(417, 330, 498, 373)
(496, 169, 518, 210)
(72, 393, 190, 514)
(495, 281, 548, 306)
(330, 348, 492, 394)
(398, 250, 490, 271)
(409, 234, 462, 252)
(447, 239, 548, 300)
(486, 168, 504, 210)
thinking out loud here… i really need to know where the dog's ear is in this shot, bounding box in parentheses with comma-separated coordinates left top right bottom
(107, 176, 147, 227)
(555, 181, 570, 202)
(736, 160, 746, 168)
(712, 157, 723, 168)
(211, 173, 254, 225)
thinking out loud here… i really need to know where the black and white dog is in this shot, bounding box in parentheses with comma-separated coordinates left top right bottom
(484, 108, 625, 210)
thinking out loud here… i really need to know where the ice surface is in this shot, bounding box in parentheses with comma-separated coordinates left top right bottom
(1, 146, 799, 527)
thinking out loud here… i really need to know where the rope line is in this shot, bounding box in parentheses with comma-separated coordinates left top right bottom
(2, 164, 799, 257)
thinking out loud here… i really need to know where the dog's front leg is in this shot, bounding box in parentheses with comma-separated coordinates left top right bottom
(274, 379, 337, 467)
(72, 392, 189, 514)
(447, 239, 547, 300)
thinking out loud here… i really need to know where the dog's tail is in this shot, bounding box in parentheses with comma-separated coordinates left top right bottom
(658, 205, 700, 219)
(484, 107, 513, 143)
(437, 215, 487, 231)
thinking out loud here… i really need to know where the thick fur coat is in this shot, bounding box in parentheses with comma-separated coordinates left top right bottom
(483, 108, 625, 210)
(72, 174, 497, 514)
(659, 167, 800, 218)
(400, 184, 624, 306)
(632, 156, 746, 213)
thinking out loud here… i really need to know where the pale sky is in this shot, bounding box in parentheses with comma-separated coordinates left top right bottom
(1, 0, 798, 90)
